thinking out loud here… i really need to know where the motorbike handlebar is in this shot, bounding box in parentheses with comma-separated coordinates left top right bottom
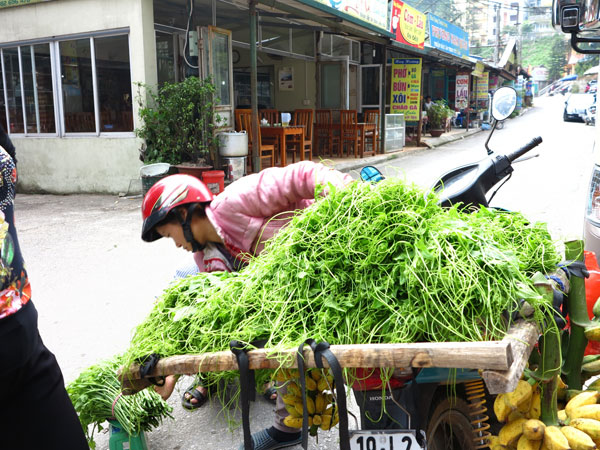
(506, 136, 543, 163)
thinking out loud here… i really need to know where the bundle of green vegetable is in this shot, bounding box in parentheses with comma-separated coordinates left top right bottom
(122, 178, 560, 398)
(67, 355, 173, 448)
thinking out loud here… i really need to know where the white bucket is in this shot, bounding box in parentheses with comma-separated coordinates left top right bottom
(222, 156, 247, 183)
(139, 163, 170, 177)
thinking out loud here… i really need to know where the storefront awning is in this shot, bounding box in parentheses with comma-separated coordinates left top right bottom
(258, 0, 393, 44)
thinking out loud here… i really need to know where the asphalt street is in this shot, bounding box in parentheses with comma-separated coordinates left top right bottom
(14, 93, 594, 449)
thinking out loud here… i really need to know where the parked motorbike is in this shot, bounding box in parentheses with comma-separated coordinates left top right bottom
(358, 86, 542, 450)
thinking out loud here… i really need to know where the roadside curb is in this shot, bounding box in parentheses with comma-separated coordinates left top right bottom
(423, 128, 484, 149)
(333, 127, 485, 174)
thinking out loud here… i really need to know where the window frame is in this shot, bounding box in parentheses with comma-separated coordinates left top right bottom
(0, 28, 134, 138)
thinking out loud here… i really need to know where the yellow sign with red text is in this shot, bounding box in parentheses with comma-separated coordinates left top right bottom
(390, 0, 426, 49)
(390, 58, 422, 122)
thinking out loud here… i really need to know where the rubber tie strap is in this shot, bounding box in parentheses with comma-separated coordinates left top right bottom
(547, 275, 566, 293)
(559, 260, 589, 279)
(111, 392, 123, 419)
(137, 353, 165, 387)
(296, 338, 316, 450)
(230, 340, 255, 450)
(313, 341, 350, 450)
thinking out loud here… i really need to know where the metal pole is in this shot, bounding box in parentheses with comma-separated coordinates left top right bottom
(250, 0, 259, 172)
(380, 44, 387, 153)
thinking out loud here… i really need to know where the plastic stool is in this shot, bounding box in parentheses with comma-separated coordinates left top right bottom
(108, 420, 148, 450)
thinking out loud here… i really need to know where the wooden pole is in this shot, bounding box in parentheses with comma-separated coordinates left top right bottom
(117, 322, 540, 395)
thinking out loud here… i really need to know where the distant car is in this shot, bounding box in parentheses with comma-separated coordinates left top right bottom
(585, 103, 597, 125)
(564, 93, 596, 122)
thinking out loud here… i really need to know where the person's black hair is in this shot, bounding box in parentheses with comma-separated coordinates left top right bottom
(0, 125, 17, 164)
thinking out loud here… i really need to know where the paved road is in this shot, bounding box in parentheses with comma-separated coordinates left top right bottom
(373, 94, 596, 243)
(15, 94, 594, 449)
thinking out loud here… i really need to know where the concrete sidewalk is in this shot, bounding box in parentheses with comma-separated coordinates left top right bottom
(330, 126, 484, 174)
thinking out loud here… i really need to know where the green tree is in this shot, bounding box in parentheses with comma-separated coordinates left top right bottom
(575, 55, 600, 77)
(548, 34, 569, 81)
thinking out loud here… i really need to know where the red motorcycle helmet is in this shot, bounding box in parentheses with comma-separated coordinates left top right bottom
(141, 174, 214, 243)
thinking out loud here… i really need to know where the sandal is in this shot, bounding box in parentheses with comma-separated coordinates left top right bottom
(181, 378, 208, 410)
(263, 385, 278, 405)
(238, 428, 301, 450)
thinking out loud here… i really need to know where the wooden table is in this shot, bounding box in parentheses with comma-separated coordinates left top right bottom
(329, 122, 377, 157)
(260, 125, 304, 167)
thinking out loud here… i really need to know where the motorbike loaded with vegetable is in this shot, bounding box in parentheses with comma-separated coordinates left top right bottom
(357, 86, 600, 450)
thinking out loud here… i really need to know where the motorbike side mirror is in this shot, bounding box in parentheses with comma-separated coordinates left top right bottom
(553, 0, 600, 54)
(360, 165, 384, 183)
(491, 87, 517, 121)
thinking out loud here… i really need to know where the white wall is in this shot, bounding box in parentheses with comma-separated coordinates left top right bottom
(0, 0, 157, 194)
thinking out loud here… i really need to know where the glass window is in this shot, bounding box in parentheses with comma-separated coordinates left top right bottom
(321, 34, 332, 56)
(211, 31, 231, 106)
(95, 35, 133, 132)
(33, 44, 56, 133)
(261, 25, 290, 53)
(351, 41, 360, 63)
(3, 48, 24, 133)
(362, 66, 380, 106)
(292, 29, 315, 57)
(321, 63, 342, 109)
(60, 38, 95, 133)
(21, 47, 37, 133)
(156, 32, 176, 87)
(332, 35, 351, 57)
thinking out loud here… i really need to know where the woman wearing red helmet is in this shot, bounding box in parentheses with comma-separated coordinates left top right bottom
(142, 160, 353, 450)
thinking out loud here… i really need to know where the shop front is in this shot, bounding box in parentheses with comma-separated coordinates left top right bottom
(0, 0, 394, 192)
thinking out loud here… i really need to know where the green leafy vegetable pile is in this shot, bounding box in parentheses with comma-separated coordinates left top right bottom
(67, 356, 173, 448)
(121, 179, 560, 379)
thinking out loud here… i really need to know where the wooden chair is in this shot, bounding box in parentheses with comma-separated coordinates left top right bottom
(235, 109, 275, 172)
(340, 110, 360, 158)
(314, 109, 339, 156)
(289, 109, 313, 162)
(363, 109, 380, 156)
(259, 109, 279, 126)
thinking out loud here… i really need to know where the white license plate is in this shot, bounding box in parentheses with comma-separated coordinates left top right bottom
(349, 430, 423, 450)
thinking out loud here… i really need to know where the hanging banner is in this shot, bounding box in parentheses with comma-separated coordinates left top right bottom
(390, 0, 426, 49)
(428, 13, 469, 58)
(472, 61, 485, 78)
(476, 72, 489, 101)
(455, 73, 470, 110)
(308, 0, 388, 30)
(390, 58, 422, 122)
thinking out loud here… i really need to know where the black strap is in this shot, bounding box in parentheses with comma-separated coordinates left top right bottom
(313, 341, 350, 450)
(177, 204, 206, 253)
(137, 353, 165, 387)
(559, 260, 589, 279)
(296, 339, 316, 449)
(230, 340, 256, 450)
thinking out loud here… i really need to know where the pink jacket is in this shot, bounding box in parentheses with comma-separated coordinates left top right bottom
(193, 161, 353, 272)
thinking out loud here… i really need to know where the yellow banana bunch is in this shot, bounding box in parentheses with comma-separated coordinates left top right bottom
(561, 425, 596, 450)
(570, 418, 600, 441)
(495, 393, 512, 423)
(499, 417, 528, 447)
(569, 404, 600, 420)
(280, 368, 338, 437)
(523, 419, 546, 441)
(566, 391, 600, 419)
(543, 426, 571, 450)
(505, 380, 534, 412)
(517, 434, 542, 450)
